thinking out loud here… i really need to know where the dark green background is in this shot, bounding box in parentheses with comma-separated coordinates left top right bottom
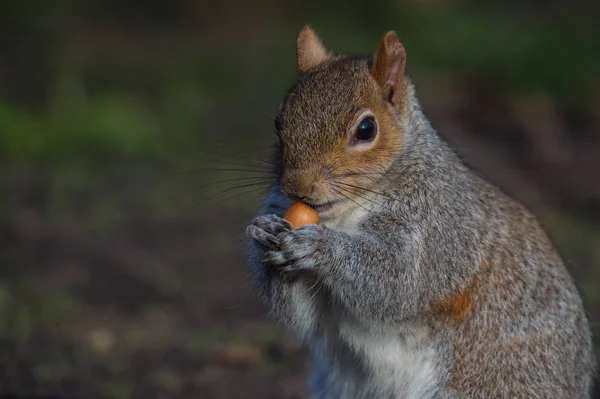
(1, 1, 599, 397)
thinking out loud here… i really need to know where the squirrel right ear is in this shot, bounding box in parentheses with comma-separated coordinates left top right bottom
(371, 31, 407, 107)
(296, 25, 331, 73)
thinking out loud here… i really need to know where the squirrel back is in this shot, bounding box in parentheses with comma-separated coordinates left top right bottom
(246, 26, 596, 399)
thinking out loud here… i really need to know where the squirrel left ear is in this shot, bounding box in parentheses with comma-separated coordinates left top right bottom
(296, 25, 331, 73)
(371, 31, 407, 106)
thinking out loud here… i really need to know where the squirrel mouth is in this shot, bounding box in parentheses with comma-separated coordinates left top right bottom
(304, 200, 338, 213)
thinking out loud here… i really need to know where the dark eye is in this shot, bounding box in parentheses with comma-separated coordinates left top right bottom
(355, 116, 377, 142)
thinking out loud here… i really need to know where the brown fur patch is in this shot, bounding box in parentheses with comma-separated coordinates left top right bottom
(429, 257, 489, 324)
(430, 281, 477, 324)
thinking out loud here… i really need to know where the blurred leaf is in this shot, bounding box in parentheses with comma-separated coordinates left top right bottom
(0, 285, 11, 330)
(11, 304, 33, 341)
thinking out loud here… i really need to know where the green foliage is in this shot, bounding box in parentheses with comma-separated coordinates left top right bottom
(1, 2, 597, 163)
(0, 77, 163, 162)
(0, 285, 82, 342)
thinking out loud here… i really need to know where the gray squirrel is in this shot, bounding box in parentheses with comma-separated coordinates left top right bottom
(246, 26, 596, 398)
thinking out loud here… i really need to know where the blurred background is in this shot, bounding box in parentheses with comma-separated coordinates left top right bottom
(1, 0, 599, 397)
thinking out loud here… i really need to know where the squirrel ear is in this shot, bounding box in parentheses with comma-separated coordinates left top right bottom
(296, 25, 330, 73)
(371, 31, 407, 106)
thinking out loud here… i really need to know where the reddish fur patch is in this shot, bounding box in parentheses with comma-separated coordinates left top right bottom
(430, 283, 476, 323)
(430, 257, 489, 324)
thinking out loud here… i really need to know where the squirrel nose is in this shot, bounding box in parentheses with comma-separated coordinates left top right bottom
(282, 172, 317, 201)
(295, 182, 316, 200)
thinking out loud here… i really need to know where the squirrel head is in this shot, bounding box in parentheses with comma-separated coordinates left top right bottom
(275, 26, 408, 217)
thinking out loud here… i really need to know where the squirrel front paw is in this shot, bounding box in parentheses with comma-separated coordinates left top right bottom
(264, 224, 326, 273)
(247, 215, 292, 251)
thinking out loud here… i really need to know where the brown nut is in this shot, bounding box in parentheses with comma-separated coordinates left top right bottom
(284, 202, 320, 228)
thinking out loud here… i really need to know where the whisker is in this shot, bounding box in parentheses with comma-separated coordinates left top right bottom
(251, 110, 276, 124)
(335, 184, 394, 213)
(328, 156, 345, 175)
(209, 185, 270, 206)
(243, 144, 279, 153)
(198, 181, 274, 204)
(168, 176, 275, 201)
(327, 157, 388, 172)
(334, 188, 373, 225)
(196, 148, 274, 168)
(328, 188, 361, 220)
(158, 183, 270, 229)
(327, 159, 364, 176)
(181, 156, 274, 171)
(328, 171, 389, 179)
(304, 280, 320, 295)
(166, 168, 275, 178)
(328, 188, 347, 208)
(331, 186, 371, 214)
(336, 182, 403, 204)
(309, 284, 323, 301)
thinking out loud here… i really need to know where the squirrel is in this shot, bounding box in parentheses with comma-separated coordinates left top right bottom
(246, 25, 596, 399)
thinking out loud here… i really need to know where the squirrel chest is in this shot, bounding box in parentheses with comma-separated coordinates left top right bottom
(337, 322, 441, 399)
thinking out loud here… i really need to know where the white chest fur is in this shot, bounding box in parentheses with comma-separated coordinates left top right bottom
(320, 195, 373, 230)
(338, 322, 440, 399)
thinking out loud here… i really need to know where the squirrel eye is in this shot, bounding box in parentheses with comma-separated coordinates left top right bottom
(355, 116, 377, 142)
